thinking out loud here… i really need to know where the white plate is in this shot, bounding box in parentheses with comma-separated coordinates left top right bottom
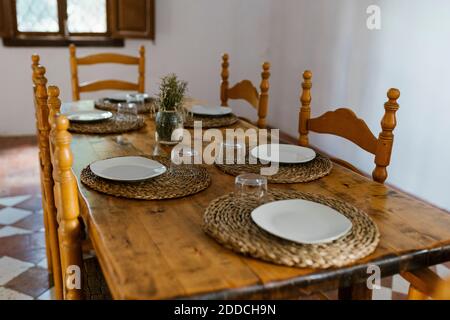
(251, 199, 352, 244)
(90, 156, 167, 182)
(250, 144, 316, 164)
(191, 105, 232, 116)
(107, 92, 149, 102)
(66, 110, 112, 122)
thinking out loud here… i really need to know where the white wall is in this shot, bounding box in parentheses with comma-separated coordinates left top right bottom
(0, 0, 272, 134)
(0, 0, 449, 210)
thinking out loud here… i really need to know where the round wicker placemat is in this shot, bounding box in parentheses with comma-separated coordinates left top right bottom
(184, 113, 239, 128)
(94, 98, 156, 114)
(203, 190, 380, 268)
(80, 156, 211, 200)
(69, 114, 145, 134)
(216, 154, 333, 183)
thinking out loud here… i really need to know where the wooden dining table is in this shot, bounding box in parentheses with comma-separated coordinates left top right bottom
(64, 99, 450, 300)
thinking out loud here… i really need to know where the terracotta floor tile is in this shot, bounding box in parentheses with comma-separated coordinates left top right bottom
(5, 266, 51, 298)
(0, 232, 47, 264)
(0, 137, 40, 198)
(13, 214, 45, 232)
(381, 276, 393, 288)
(15, 196, 43, 212)
(391, 291, 408, 300)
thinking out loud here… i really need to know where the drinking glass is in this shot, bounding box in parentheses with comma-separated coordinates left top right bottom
(217, 141, 245, 165)
(126, 93, 146, 113)
(234, 173, 268, 204)
(170, 146, 199, 173)
(115, 102, 138, 145)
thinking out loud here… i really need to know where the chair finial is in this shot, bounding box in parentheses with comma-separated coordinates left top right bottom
(48, 85, 60, 98)
(56, 115, 69, 132)
(32, 54, 40, 66)
(387, 88, 400, 101)
(303, 70, 312, 81)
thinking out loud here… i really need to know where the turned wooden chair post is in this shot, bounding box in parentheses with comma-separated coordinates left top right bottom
(138, 45, 146, 93)
(69, 44, 80, 101)
(220, 53, 230, 106)
(31, 55, 51, 272)
(257, 62, 270, 129)
(220, 53, 271, 128)
(52, 111, 84, 300)
(372, 89, 400, 183)
(31, 54, 40, 88)
(299, 70, 312, 146)
(298, 69, 400, 184)
(34, 66, 64, 300)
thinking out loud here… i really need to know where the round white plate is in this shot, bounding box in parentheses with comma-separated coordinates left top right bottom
(66, 110, 112, 122)
(250, 144, 316, 164)
(191, 105, 232, 116)
(107, 92, 149, 102)
(251, 199, 352, 244)
(90, 156, 167, 182)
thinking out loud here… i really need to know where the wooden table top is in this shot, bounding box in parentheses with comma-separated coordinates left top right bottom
(67, 100, 450, 300)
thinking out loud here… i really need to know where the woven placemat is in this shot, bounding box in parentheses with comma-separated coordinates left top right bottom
(184, 113, 239, 128)
(80, 156, 211, 200)
(216, 153, 333, 183)
(203, 190, 380, 268)
(95, 98, 156, 114)
(69, 114, 145, 134)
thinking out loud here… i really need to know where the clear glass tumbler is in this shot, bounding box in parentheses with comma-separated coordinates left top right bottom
(126, 93, 146, 113)
(234, 173, 268, 205)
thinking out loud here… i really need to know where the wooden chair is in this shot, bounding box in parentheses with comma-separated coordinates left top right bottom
(32, 59, 63, 300)
(48, 107, 84, 299)
(69, 44, 146, 101)
(48, 87, 110, 300)
(220, 53, 270, 128)
(298, 70, 400, 184)
(32, 58, 110, 299)
(401, 270, 450, 300)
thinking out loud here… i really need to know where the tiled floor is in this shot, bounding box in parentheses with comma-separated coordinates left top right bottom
(0, 194, 55, 300)
(0, 136, 449, 300)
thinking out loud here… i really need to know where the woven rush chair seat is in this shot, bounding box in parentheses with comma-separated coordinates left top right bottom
(83, 256, 112, 300)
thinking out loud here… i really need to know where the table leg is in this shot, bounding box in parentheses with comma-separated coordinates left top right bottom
(338, 283, 372, 300)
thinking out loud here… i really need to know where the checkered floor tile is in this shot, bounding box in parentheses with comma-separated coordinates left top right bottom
(0, 194, 54, 300)
(0, 193, 450, 300)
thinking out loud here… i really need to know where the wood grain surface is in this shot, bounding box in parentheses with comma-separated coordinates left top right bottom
(66, 100, 450, 300)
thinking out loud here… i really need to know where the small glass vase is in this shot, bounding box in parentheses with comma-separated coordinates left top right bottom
(155, 110, 184, 145)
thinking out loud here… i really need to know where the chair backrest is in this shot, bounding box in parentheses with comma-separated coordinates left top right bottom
(69, 44, 146, 101)
(220, 53, 270, 128)
(48, 88, 84, 300)
(298, 70, 400, 183)
(31, 60, 63, 300)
